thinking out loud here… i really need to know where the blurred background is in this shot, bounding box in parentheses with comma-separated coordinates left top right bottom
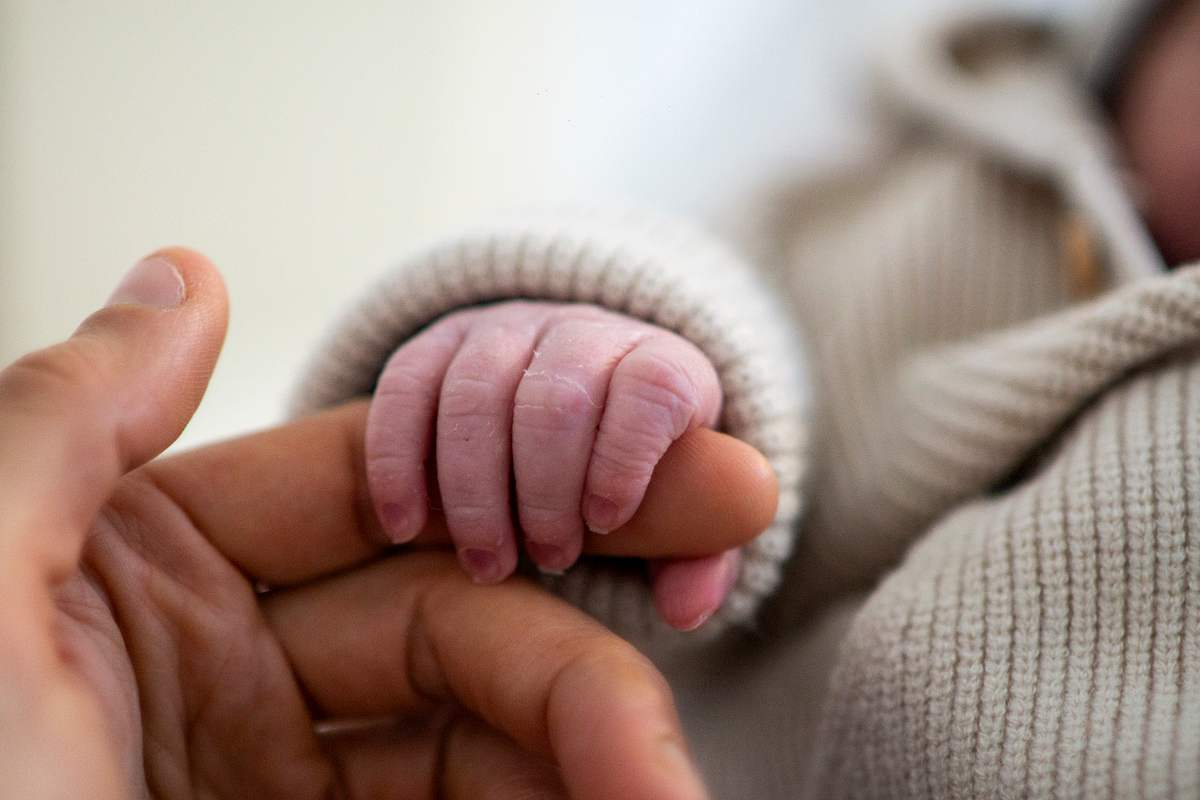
(0, 0, 1006, 449)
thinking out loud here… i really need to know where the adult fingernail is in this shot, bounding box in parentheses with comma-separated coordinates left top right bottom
(107, 255, 186, 309)
(459, 548, 503, 584)
(584, 494, 620, 534)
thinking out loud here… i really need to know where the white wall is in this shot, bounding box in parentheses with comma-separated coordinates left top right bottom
(1, 0, 964, 449)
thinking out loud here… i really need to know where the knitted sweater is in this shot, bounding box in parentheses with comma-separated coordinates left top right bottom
(292, 5, 1200, 798)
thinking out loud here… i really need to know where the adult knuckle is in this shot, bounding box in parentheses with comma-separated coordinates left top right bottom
(0, 340, 107, 412)
(555, 639, 673, 707)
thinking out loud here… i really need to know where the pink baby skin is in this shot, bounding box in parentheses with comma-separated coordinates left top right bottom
(366, 300, 735, 630)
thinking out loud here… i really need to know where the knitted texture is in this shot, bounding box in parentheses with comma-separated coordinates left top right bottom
(776, 145, 1075, 608)
(783, 141, 1200, 605)
(289, 211, 808, 649)
(803, 351, 1200, 799)
(681, 140, 1200, 796)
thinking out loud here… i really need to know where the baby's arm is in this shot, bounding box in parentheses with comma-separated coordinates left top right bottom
(366, 300, 729, 626)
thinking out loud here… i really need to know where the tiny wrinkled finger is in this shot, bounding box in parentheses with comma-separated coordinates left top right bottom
(511, 316, 645, 572)
(436, 310, 544, 583)
(367, 314, 472, 544)
(582, 334, 721, 535)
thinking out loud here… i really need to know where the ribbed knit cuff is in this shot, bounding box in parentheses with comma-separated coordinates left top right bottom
(288, 211, 809, 649)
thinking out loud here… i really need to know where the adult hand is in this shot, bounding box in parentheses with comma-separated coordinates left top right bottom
(0, 249, 768, 798)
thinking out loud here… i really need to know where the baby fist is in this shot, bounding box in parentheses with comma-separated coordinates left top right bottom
(366, 301, 722, 582)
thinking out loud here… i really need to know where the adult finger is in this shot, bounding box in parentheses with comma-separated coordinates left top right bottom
(322, 716, 566, 800)
(581, 427, 775, 556)
(264, 551, 709, 800)
(439, 717, 566, 800)
(145, 406, 777, 585)
(0, 249, 227, 578)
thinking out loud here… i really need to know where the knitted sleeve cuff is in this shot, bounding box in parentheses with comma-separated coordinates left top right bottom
(287, 211, 809, 650)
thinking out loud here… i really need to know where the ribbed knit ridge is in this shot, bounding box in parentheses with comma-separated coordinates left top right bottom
(803, 356, 1200, 798)
(782, 147, 1074, 598)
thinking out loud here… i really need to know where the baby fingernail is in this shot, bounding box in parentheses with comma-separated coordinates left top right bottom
(380, 503, 416, 543)
(584, 494, 620, 534)
(677, 608, 716, 632)
(459, 548, 503, 584)
(107, 255, 186, 309)
(526, 541, 572, 572)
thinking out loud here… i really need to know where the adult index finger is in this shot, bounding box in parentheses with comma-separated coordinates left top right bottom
(144, 403, 777, 585)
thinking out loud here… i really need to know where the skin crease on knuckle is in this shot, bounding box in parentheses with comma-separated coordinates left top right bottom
(513, 373, 601, 436)
(615, 350, 703, 446)
(372, 358, 440, 406)
(1, 337, 114, 421)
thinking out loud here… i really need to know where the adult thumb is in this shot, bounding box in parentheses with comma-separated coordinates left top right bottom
(0, 247, 228, 577)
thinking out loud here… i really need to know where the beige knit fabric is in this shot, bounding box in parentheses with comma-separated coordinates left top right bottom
(733, 11, 1200, 797)
(289, 212, 808, 649)
(797, 272, 1200, 799)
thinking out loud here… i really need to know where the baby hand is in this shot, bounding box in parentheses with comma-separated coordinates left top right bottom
(366, 301, 722, 583)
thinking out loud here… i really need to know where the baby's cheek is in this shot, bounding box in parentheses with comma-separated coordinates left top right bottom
(1115, 0, 1200, 266)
